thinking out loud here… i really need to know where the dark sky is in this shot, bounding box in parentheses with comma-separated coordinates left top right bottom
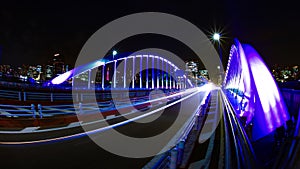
(0, 0, 299, 67)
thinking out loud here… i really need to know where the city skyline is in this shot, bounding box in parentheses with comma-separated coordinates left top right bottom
(0, 1, 299, 67)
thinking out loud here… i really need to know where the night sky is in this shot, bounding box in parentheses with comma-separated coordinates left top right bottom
(0, 0, 299, 68)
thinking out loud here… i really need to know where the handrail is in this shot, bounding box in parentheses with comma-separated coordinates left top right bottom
(221, 90, 259, 168)
(223, 91, 258, 159)
(144, 90, 211, 169)
(0, 89, 190, 120)
(222, 96, 232, 169)
(0, 104, 36, 118)
(0, 88, 179, 103)
(221, 91, 241, 169)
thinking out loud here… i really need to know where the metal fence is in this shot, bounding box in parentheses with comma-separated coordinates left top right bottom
(143, 91, 211, 169)
(0, 90, 177, 119)
(0, 88, 176, 102)
(281, 88, 300, 118)
(0, 104, 36, 118)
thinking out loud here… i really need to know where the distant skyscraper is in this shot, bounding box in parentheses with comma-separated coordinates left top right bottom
(51, 53, 65, 77)
(45, 65, 53, 79)
(185, 61, 198, 77)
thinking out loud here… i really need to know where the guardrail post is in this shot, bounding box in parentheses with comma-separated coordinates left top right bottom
(177, 140, 185, 165)
(79, 102, 82, 114)
(38, 104, 43, 118)
(18, 92, 22, 101)
(80, 93, 83, 102)
(31, 104, 36, 118)
(50, 93, 54, 102)
(169, 148, 178, 169)
(24, 92, 27, 101)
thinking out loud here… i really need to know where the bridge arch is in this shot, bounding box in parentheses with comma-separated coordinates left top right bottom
(223, 39, 290, 141)
(49, 53, 193, 90)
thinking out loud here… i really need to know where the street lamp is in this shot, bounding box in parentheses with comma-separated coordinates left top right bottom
(213, 33, 222, 85)
(112, 50, 117, 60)
(213, 33, 222, 63)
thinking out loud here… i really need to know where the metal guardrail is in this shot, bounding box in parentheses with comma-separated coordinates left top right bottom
(281, 88, 300, 117)
(0, 104, 36, 118)
(0, 103, 79, 119)
(0, 88, 176, 102)
(0, 90, 22, 100)
(221, 90, 259, 169)
(0, 90, 180, 119)
(0, 100, 138, 119)
(144, 91, 211, 169)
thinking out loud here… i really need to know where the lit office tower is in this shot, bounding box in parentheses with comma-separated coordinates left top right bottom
(51, 53, 65, 77)
(185, 61, 198, 78)
(45, 65, 53, 79)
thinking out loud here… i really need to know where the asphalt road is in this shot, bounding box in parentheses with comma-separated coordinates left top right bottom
(0, 91, 206, 169)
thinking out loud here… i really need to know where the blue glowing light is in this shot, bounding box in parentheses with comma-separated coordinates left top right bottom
(223, 39, 290, 141)
(112, 50, 117, 56)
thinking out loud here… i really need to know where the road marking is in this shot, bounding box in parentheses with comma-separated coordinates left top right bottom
(21, 127, 40, 132)
(0, 87, 205, 145)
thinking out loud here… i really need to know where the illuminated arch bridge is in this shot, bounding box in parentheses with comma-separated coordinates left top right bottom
(49, 54, 194, 90)
(223, 39, 290, 141)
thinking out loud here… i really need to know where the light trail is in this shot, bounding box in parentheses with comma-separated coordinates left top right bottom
(0, 85, 211, 145)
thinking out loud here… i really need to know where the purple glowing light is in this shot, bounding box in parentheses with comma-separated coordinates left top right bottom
(51, 70, 73, 85)
(223, 39, 290, 141)
(243, 44, 289, 138)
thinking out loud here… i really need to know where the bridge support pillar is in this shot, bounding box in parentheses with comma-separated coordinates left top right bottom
(102, 64, 105, 89)
(169, 64, 172, 89)
(161, 58, 164, 89)
(165, 60, 168, 89)
(151, 56, 154, 89)
(140, 56, 143, 89)
(124, 58, 127, 88)
(113, 60, 117, 88)
(173, 69, 176, 89)
(132, 56, 135, 89)
(88, 69, 91, 89)
(156, 57, 160, 88)
(146, 55, 149, 89)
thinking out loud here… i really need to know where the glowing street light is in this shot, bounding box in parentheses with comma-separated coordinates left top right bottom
(212, 33, 222, 62)
(213, 33, 220, 41)
(213, 33, 222, 85)
(112, 50, 117, 59)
